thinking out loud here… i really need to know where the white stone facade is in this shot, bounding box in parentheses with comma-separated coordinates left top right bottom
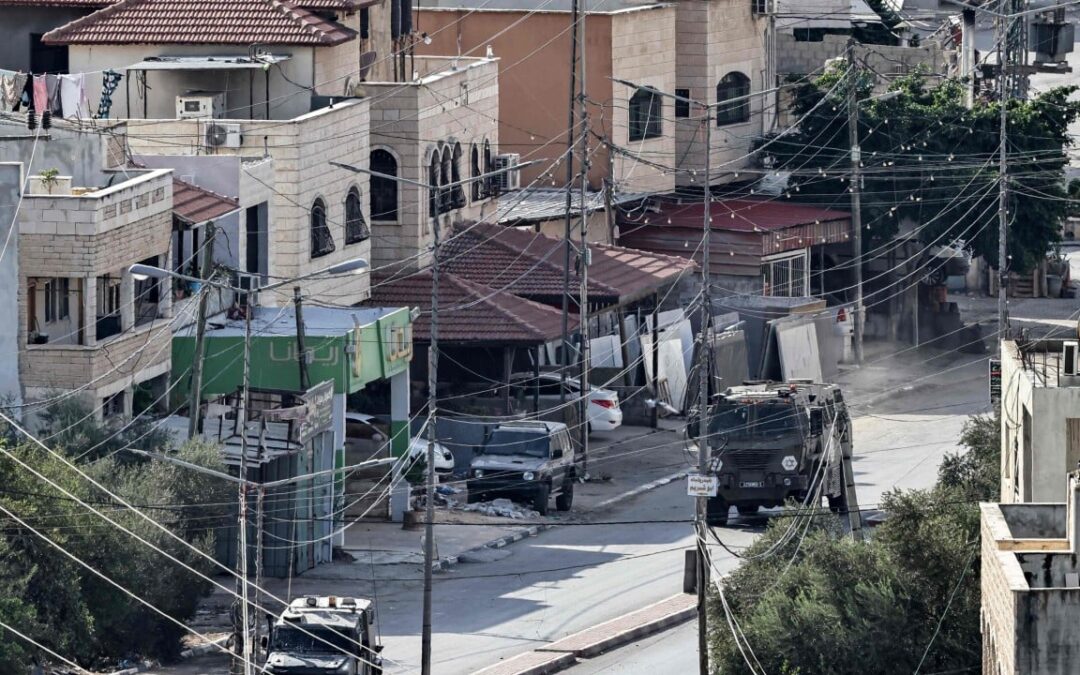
(365, 57, 502, 269)
(674, 0, 768, 184)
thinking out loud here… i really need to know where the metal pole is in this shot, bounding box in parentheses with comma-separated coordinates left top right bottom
(696, 112, 712, 675)
(233, 302, 253, 675)
(188, 221, 216, 438)
(421, 218, 441, 675)
(559, 0, 581, 407)
(997, 1, 1010, 335)
(650, 292, 659, 429)
(847, 45, 864, 365)
(293, 286, 311, 391)
(252, 483, 265, 664)
(577, 31, 590, 474)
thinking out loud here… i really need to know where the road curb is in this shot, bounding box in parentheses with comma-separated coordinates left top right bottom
(473, 594, 696, 675)
(437, 471, 686, 572)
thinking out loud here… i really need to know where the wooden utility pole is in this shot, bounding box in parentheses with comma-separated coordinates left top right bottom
(997, 0, 1011, 334)
(187, 221, 215, 437)
(232, 295, 253, 675)
(576, 13, 590, 474)
(846, 42, 864, 365)
(421, 216, 442, 675)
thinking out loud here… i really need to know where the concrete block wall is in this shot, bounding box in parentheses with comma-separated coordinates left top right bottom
(776, 33, 948, 85)
(981, 505, 1021, 675)
(675, 0, 767, 183)
(611, 5, 677, 196)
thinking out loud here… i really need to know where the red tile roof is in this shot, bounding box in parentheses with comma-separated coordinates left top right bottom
(42, 0, 357, 46)
(171, 178, 240, 225)
(368, 271, 577, 345)
(0, 0, 366, 8)
(439, 222, 696, 309)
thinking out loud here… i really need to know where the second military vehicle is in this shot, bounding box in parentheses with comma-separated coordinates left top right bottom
(467, 420, 578, 515)
(688, 381, 852, 525)
(262, 595, 383, 674)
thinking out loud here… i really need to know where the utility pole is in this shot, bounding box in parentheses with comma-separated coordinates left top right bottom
(997, 0, 1011, 335)
(846, 43, 865, 365)
(187, 221, 216, 437)
(576, 9, 590, 475)
(293, 286, 311, 391)
(421, 218, 441, 675)
(560, 0, 582, 407)
(695, 110, 712, 675)
(232, 292, 254, 675)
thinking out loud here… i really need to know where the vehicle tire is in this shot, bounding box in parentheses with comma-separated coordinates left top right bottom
(736, 504, 757, 517)
(533, 483, 551, 516)
(828, 493, 847, 514)
(555, 480, 574, 511)
(706, 497, 728, 526)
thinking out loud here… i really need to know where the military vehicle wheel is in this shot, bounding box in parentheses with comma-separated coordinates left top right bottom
(737, 505, 757, 516)
(533, 483, 551, 516)
(828, 493, 847, 514)
(556, 480, 574, 511)
(706, 497, 728, 526)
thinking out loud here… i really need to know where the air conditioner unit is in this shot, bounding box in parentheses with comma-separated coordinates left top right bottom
(492, 153, 521, 192)
(235, 272, 261, 306)
(177, 92, 225, 119)
(205, 122, 243, 149)
(1064, 341, 1079, 376)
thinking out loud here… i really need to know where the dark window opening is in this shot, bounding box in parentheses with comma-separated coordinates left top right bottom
(30, 33, 68, 74)
(471, 144, 482, 201)
(451, 143, 465, 209)
(360, 8, 370, 39)
(370, 150, 399, 221)
(716, 72, 751, 126)
(310, 198, 335, 259)
(439, 147, 452, 214)
(675, 88, 691, 118)
(429, 154, 440, 219)
(629, 88, 662, 141)
(344, 187, 369, 244)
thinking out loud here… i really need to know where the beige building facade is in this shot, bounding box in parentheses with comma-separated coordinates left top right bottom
(17, 168, 176, 417)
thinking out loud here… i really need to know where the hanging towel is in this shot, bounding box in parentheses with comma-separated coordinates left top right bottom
(96, 70, 122, 119)
(32, 75, 47, 113)
(59, 73, 89, 119)
(45, 74, 61, 115)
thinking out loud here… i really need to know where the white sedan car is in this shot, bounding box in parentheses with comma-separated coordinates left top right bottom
(509, 372, 623, 432)
(344, 412, 455, 474)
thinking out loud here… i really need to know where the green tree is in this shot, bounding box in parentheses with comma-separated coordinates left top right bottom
(765, 65, 1080, 274)
(710, 412, 999, 674)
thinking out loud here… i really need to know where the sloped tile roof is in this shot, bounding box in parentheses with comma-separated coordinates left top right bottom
(42, 0, 357, 46)
(368, 271, 576, 345)
(0, 0, 367, 8)
(440, 222, 696, 309)
(171, 178, 240, 225)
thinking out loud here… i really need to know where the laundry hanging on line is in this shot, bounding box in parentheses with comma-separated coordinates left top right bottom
(96, 70, 122, 119)
(0, 70, 28, 111)
(59, 73, 90, 119)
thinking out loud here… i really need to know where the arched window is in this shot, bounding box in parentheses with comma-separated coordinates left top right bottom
(310, 197, 335, 259)
(439, 147, 452, 214)
(370, 149, 398, 222)
(483, 139, 495, 196)
(716, 72, 750, 126)
(429, 152, 440, 219)
(344, 186, 369, 244)
(628, 88, 662, 141)
(451, 143, 465, 209)
(471, 144, 481, 201)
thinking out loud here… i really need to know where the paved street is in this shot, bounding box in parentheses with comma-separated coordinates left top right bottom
(148, 348, 990, 675)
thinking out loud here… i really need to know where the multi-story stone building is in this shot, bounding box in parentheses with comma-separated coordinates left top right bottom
(981, 472, 1080, 674)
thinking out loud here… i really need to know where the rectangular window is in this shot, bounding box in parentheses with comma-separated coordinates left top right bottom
(43, 278, 70, 323)
(761, 250, 809, 298)
(360, 8, 370, 39)
(629, 88, 662, 142)
(675, 89, 691, 118)
(102, 391, 125, 419)
(751, 0, 767, 14)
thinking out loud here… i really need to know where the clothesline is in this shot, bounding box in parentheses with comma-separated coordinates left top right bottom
(0, 68, 122, 120)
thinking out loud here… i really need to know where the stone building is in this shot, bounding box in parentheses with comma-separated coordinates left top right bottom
(981, 472, 1080, 674)
(999, 338, 1080, 505)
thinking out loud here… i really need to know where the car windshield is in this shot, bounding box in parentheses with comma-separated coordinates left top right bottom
(272, 626, 357, 654)
(484, 429, 550, 458)
(711, 403, 801, 439)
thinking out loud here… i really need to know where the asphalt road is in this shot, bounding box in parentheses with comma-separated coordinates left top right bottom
(147, 358, 989, 675)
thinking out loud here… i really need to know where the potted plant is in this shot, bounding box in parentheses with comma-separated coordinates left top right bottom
(38, 168, 60, 194)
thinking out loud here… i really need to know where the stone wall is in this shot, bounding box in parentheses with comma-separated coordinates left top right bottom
(776, 33, 950, 85)
(675, 0, 768, 184)
(611, 5, 677, 196)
